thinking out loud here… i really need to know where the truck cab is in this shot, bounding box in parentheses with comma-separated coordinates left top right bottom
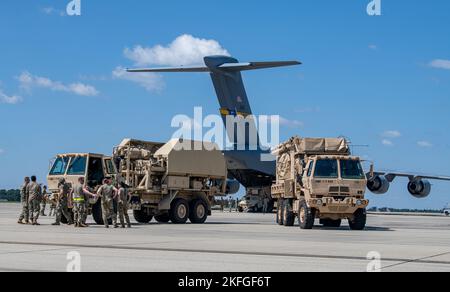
(47, 153, 118, 225)
(301, 155, 369, 221)
(47, 153, 117, 193)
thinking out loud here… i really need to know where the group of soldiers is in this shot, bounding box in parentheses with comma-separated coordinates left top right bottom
(18, 176, 132, 229)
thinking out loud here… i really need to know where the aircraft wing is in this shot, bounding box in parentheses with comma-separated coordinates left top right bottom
(369, 171, 450, 182)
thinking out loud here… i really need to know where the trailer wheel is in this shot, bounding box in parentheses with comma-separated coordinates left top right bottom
(189, 199, 208, 224)
(276, 199, 284, 225)
(299, 201, 315, 230)
(133, 209, 153, 224)
(321, 219, 342, 228)
(155, 213, 170, 223)
(349, 209, 367, 231)
(283, 200, 295, 227)
(170, 198, 190, 224)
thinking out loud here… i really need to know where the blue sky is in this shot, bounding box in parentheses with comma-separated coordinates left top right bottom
(0, 0, 449, 209)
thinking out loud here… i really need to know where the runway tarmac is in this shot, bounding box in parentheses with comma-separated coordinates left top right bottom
(1, 203, 449, 272)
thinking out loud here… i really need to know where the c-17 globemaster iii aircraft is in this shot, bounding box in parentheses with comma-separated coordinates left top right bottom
(128, 55, 450, 220)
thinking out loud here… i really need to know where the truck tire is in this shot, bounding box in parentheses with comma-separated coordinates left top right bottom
(283, 200, 295, 227)
(155, 213, 170, 223)
(349, 209, 367, 231)
(170, 198, 190, 224)
(60, 209, 74, 225)
(299, 201, 315, 230)
(133, 209, 153, 224)
(92, 201, 104, 225)
(276, 199, 284, 225)
(267, 200, 275, 213)
(189, 199, 208, 224)
(321, 219, 342, 228)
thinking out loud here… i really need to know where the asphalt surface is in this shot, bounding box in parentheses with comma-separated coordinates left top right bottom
(1, 203, 450, 272)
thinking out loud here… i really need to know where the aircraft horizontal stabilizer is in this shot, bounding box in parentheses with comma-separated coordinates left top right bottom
(127, 61, 301, 73)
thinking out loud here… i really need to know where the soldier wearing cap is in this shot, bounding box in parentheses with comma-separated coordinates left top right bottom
(52, 178, 73, 226)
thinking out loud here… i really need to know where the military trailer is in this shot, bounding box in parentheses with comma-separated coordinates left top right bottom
(271, 137, 369, 230)
(47, 153, 118, 224)
(113, 138, 230, 224)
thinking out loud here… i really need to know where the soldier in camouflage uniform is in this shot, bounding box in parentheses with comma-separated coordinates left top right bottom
(48, 194, 57, 217)
(18, 177, 30, 224)
(27, 176, 42, 226)
(40, 186, 48, 216)
(52, 178, 73, 226)
(116, 182, 131, 228)
(97, 178, 118, 228)
(71, 177, 96, 228)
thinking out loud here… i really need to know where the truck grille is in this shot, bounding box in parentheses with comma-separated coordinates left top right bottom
(329, 186, 350, 196)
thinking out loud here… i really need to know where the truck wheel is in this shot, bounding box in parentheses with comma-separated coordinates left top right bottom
(60, 209, 74, 225)
(276, 199, 284, 225)
(189, 199, 208, 224)
(154, 213, 170, 223)
(321, 219, 342, 228)
(133, 209, 153, 224)
(283, 201, 295, 227)
(349, 209, 367, 231)
(92, 201, 104, 225)
(299, 201, 315, 230)
(170, 198, 190, 224)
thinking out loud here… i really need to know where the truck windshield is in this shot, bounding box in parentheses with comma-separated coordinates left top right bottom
(314, 159, 338, 178)
(67, 156, 87, 175)
(340, 160, 365, 179)
(49, 157, 70, 175)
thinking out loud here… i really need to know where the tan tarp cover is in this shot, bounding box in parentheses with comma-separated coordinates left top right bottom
(296, 138, 349, 154)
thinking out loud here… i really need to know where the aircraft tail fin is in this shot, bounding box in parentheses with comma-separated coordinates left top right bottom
(127, 55, 301, 150)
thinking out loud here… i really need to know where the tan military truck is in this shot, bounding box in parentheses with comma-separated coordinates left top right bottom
(113, 138, 232, 224)
(271, 137, 369, 230)
(47, 153, 118, 224)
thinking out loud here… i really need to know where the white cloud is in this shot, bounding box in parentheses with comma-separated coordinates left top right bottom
(382, 139, 394, 146)
(0, 89, 22, 104)
(124, 34, 230, 66)
(18, 72, 99, 97)
(368, 44, 378, 50)
(417, 141, 433, 148)
(0, 149, 4, 155)
(382, 130, 401, 138)
(429, 59, 450, 70)
(113, 67, 164, 92)
(279, 117, 304, 128)
(41, 7, 65, 17)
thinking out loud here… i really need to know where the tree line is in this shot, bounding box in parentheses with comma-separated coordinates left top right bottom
(0, 189, 20, 202)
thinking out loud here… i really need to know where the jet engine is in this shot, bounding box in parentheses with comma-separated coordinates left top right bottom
(226, 180, 240, 195)
(367, 175, 390, 194)
(407, 179, 431, 198)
